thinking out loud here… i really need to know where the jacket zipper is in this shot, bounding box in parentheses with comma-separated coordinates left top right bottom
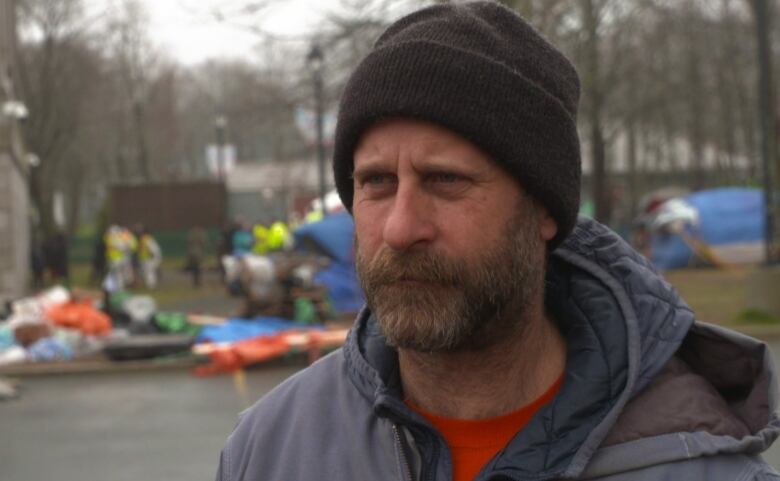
(393, 424, 415, 481)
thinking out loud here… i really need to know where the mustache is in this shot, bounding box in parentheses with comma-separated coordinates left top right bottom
(358, 248, 465, 287)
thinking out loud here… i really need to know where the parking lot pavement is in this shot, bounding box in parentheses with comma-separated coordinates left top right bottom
(0, 364, 303, 481)
(3, 334, 780, 480)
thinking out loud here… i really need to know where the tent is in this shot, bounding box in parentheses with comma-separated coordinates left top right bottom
(293, 212, 365, 313)
(294, 211, 355, 264)
(649, 187, 765, 270)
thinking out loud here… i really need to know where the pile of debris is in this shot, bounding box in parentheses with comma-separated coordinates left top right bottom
(0, 283, 351, 381)
(0, 286, 198, 370)
(0, 213, 363, 383)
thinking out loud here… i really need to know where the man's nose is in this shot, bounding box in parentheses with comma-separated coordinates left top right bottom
(382, 184, 435, 251)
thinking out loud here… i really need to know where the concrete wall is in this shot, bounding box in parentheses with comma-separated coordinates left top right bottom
(0, 0, 31, 302)
(0, 150, 29, 303)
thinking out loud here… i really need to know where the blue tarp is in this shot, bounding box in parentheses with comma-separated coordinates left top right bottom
(294, 212, 365, 313)
(650, 188, 765, 270)
(314, 261, 365, 313)
(196, 317, 320, 344)
(293, 212, 355, 264)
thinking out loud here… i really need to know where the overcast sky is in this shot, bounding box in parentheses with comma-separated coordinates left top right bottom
(149, 0, 331, 64)
(97, 0, 333, 65)
(74, 1, 425, 66)
(139, 0, 425, 65)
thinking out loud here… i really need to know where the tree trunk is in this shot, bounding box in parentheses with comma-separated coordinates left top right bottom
(133, 97, 152, 181)
(626, 119, 638, 220)
(65, 162, 84, 237)
(684, 10, 705, 190)
(582, 0, 611, 223)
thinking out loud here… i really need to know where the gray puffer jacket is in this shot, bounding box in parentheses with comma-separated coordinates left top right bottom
(216, 217, 780, 480)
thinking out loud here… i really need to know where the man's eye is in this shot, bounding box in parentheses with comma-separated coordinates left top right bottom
(366, 174, 392, 185)
(426, 172, 470, 196)
(432, 173, 461, 183)
(356, 173, 397, 196)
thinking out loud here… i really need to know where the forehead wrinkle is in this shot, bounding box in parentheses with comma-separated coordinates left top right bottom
(352, 157, 393, 179)
(354, 120, 501, 178)
(353, 140, 396, 176)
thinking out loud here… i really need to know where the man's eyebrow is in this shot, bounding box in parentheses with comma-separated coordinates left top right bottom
(352, 160, 390, 178)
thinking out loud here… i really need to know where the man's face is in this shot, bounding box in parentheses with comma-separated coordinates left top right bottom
(352, 118, 557, 352)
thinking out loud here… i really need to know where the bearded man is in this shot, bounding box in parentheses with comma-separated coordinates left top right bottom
(216, 2, 780, 480)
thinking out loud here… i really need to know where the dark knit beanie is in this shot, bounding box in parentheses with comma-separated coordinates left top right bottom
(332, 1, 581, 249)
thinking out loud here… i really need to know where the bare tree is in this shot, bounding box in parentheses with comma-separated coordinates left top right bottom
(102, 0, 160, 182)
(578, 0, 611, 223)
(15, 0, 778, 238)
(16, 0, 103, 236)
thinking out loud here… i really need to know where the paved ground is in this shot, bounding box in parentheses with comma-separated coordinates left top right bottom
(157, 267, 245, 317)
(0, 363, 303, 481)
(166, 290, 244, 317)
(3, 334, 780, 479)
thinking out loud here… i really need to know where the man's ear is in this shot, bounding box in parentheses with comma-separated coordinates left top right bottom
(539, 208, 558, 242)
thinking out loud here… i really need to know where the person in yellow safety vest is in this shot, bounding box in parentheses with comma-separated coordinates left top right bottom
(252, 223, 271, 255)
(104, 226, 128, 291)
(105, 227, 124, 266)
(121, 227, 138, 286)
(267, 221, 290, 252)
(123, 228, 138, 253)
(138, 229, 162, 289)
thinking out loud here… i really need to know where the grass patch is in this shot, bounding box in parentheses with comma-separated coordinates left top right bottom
(663, 266, 780, 327)
(662, 267, 748, 326)
(47, 259, 226, 310)
(734, 308, 780, 325)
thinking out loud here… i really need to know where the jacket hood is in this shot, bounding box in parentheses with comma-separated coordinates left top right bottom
(342, 216, 779, 479)
(579, 321, 780, 479)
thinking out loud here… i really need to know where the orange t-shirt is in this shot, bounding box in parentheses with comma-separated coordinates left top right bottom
(406, 375, 563, 481)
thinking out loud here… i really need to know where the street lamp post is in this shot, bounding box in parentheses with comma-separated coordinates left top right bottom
(307, 43, 327, 217)
(215, 115, 227, 182)
(753, 0, 778, 265)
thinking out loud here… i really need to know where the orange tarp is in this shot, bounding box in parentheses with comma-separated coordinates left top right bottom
(46, 301, 112, 336)
(193, 329, 349, 376)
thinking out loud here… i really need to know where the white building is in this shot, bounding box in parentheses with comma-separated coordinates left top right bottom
(225, 158, 335, 224)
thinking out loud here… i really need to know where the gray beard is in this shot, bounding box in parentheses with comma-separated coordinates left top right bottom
(356, 213, 546, 353)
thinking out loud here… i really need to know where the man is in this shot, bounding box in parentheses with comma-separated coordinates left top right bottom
(216, 2, 780, 480)
(43, 229, 69, 286)
(138, 226, 162, 289)
(186, 226, 209, 288)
